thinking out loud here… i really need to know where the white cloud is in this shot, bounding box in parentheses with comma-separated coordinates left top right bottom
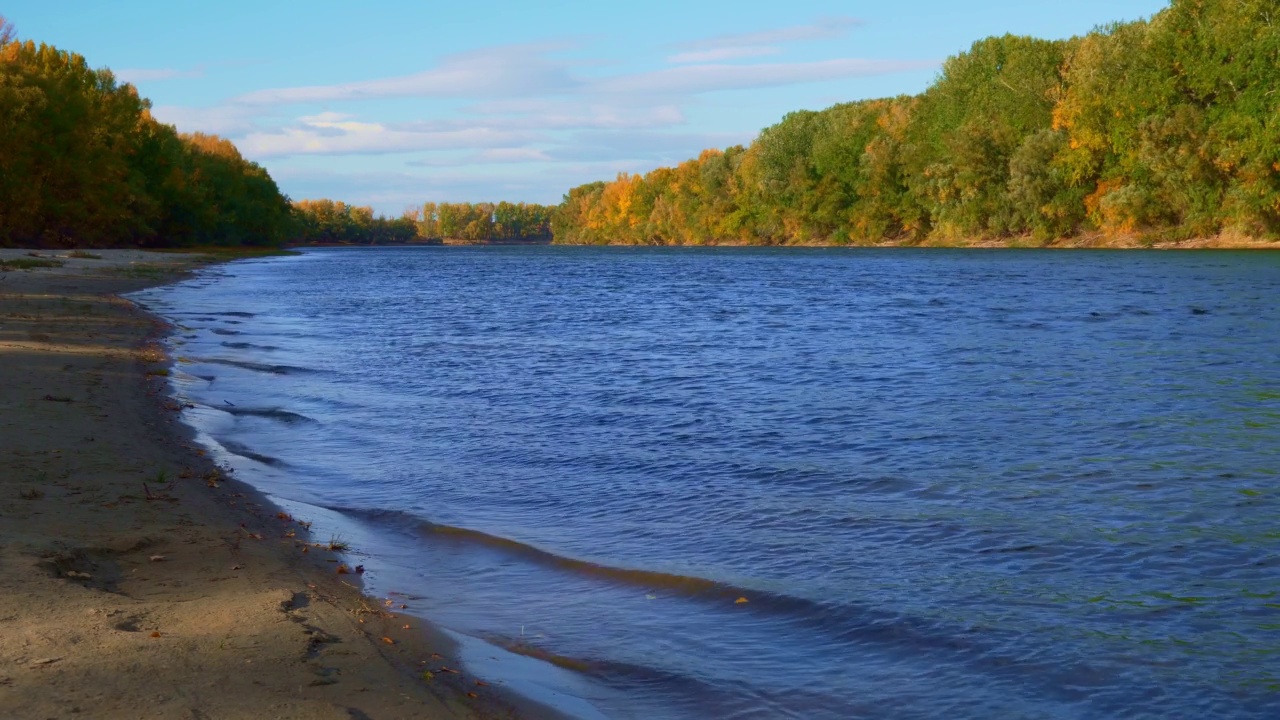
(238, 114, 540, 157)
(437, 102, 687, 131)
(667, 46, 780, 64)
(599, 58, 937, 95)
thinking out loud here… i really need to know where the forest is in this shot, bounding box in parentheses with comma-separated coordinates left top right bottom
(552, 0, 1280, 246)
(0, 18, 293, 248)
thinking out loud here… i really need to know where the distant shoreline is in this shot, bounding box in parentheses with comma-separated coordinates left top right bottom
(282, 235, 1280, 250)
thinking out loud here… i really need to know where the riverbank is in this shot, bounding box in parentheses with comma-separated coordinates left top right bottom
(0, 250, 546, 719)
(550, 231, 1280, 249)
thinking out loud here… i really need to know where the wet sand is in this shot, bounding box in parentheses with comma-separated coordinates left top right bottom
(0, 250, 548, 719)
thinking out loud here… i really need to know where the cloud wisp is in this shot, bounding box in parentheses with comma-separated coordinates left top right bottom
(238, 113, 542, 157)
(234, 43, 578, 105)
(600, 58, 937, 95)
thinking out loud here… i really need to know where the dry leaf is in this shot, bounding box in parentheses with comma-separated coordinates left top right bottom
(381, 636, 395, 645)
(150, 631, 162, 638)
(466, 692, 479, 699)
(734, 597, 749, 604)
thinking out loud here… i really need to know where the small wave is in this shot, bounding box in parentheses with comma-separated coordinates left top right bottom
(221, 341, 281, 351)
(329, 508, 989, 652)
(197, 357, 314, 375)
(218, 439, 285, 466)
(222, 406, 315, 424)
(211, 328, 241, 336)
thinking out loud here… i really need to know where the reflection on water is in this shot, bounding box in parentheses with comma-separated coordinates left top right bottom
(133, 247, 1280, 719)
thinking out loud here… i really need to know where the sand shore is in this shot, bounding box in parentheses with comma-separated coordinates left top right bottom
(0, 250, 546, 719)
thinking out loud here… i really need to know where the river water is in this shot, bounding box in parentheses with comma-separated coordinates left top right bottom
(131, 246, 1280, 719)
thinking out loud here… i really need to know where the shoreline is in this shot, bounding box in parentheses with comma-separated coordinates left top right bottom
(547, 233, 1280, 250)
(0, 250, 556, 719)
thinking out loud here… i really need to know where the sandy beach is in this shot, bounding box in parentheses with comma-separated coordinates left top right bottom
(0, 250, 546, 719)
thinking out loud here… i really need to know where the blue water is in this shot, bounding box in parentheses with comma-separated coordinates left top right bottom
(132, 247, 1280, 719)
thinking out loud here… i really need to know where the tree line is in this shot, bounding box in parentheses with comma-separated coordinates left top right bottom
(290, 200, 554, 245)
(0, 18, 293, 248)
(553, 0, 1280, 246)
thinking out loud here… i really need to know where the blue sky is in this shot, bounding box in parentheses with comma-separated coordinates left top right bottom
(6, 1, 1169, 214)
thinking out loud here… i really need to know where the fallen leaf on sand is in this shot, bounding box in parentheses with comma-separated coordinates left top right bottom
(150, 631, 162, 638)
(467, 692, 479, 699)
(149, 555, 166, 562)
(382, 637, 395, 645)
(31, 658, 61, 666)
